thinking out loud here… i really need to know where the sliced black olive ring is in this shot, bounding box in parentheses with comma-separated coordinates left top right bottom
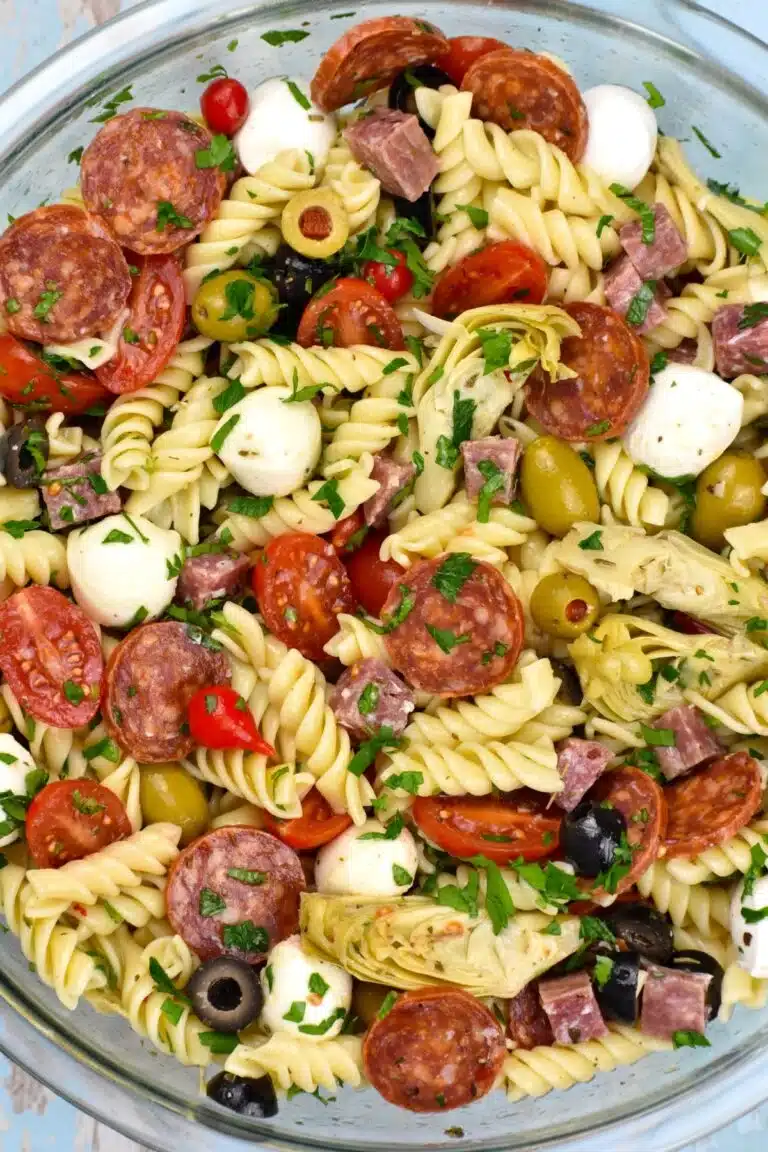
(187, 955, 263, 1033)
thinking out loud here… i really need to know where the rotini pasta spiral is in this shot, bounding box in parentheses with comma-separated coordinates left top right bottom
(591, 441, 670, 529)
(635, 860, 732, 935)
(230, 338, 418, 396)
(634, 168, 729, 277)
(225, 1035, 365, 1093)
(322, 370, 415, 472)
(488, 187, 621, 271)
(381, 498, 536, 567)
(322, 613, 389, 666)
(378, 734, 562, 798)
(0, 529, 69, 589)
(659, 817, 768, 885)
(45, 411, 83, 468)
(0, 683, 79, 776)
(70, 877, 167, 937)
(321, 137, 380, 234)
(118, 934, 211, 1065)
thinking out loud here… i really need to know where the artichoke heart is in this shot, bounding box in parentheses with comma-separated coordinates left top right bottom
(300, 894, 580, 999)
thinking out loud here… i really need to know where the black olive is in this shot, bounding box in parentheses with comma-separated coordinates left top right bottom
(550, 659, 583, 706)
(594, 950, 640, 1023)
(388, 65, 453, 139)
(4, 418, 48, 488)
(207, 1071, 278, 1118)
(562, 801, 626, 877)
(603, 903, 674, 964)
(670, 950, 724, 1020)
(392, 188, 436, 241)
(270, 245, 339, 313)
(187, 956, 263, 1033)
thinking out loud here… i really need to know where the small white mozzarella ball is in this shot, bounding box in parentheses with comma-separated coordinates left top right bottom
(235, 77, 336, 175)
(260, 935, 351, 1041)
(67, 515, 181, 628)
(0, 735, 39, 848)
(582, 85, 658, 189)
(315, 820, 419, 897)
(622, 363, 743, 479)
(731, 876, 768, 978)
(212, 386, 321, 497)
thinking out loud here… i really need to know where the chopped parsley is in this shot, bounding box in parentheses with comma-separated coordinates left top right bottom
(436, 390, 476, 469)
(210, 414, 240, 454)
(476, 327, 513, 373)
(348, 727, 403, 778)
(431, 552, 477, 602)
(456, 203, 488, 229)
(311, 478, 344, 520)
(72, 790, 105, 816)
(63, 680, 85, 705)
(195, 134, 237, 172)
(609, 184, 656, 244)
(285, 80, 311, 110)
(729, 227, 762, 258)
(199, 888, 226, 917)
(578, 530, 603, 551)
(261, 28, 310, 45)
(673, 1029, 711, 1049)
(643, 81, 665, 108)
(626, 280, 658, 327)
(156, 200, 194, 232)
(228, 494, 273, 518)
(692, 126, 720, 158)
(426, 624, 470, 654)
(357, 682, 380, 716)
(221, 921, 269, 953)
(596, 214, 614, 238)
(392, 863, 413, 887)
(33, 283, 63, 323)
(593, 954, 614, 988)
(738, 303, 768, 330)
(476, 460, 506, 522)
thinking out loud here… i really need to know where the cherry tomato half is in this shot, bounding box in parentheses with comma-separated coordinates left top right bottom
(432, 241, 548, 319)
(0, 587, 102, 728)
(0, 334, 111, 415)
(344, 529, 405, 618)
(252, 532, 357, 661)
(26, 780, 131, 867)
(96, 255, 186, 394)
(438, 35, 508, 86)
(362, 249, 414, 303)
(188, 685, 275, 756)
(263, 789, 352, 850)
(200, 76, 250, 136)
(297, 278, 405, 350)
(412, 792, 561, 863)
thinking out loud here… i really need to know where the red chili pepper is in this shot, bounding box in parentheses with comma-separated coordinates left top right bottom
(187, 685, 275, 756)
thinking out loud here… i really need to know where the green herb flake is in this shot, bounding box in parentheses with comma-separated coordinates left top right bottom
(578, 530, 603, 551)
(348, 726, 403, 778)
(643, 81, 665, 108)
(311, 478, 344, 520)
(357, 682, 380, 716)
(262, 28, 310, 45)
(692, 126, 721, 158)
(221, 920, 269, 953)
(210, 414, 240, 454)
(431, 552, 477, 602)
(673, 1029, 711, 1049)
(729, 227, 762, 258)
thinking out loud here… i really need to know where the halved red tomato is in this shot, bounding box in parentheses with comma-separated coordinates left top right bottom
(438, 35, 507, 86)
(26, 780, 131, 867)
(344, 529, 406, 618)
(432, 241, 548, 319)
(0, 334, 111, 415)
(412, 792, 561, 863)
(263, 789, 352, 850)
(297, 278, 405, 350)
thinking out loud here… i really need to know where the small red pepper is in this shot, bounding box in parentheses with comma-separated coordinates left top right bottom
(187, 685, 275, 756)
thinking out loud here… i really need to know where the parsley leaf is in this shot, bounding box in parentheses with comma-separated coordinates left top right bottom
(431, 552, 476, 602)
(195, 133, 237, 172)
(348, 726, 403, 778)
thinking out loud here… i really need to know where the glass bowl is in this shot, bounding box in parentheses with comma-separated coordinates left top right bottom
(2, 1, 768, 1149)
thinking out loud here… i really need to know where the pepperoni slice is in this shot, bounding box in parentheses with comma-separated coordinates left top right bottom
(589, 766, 667, 898)
(363, 987, 505, 1112)
(0, 206, 131, 344)
(166, 828, 306, 962)
(525, 302, 650, 442)
(310, 17, 449, 112)
(507, 982, 554, 1050)
(382, 556, 524, 696)
(81, 109, 226, 255)
(103, 621, 231, 763)
(663, 752, 762, 859)
(461, 48, 588, 161)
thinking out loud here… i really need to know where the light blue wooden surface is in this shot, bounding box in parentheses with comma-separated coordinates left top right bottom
(1, 0, 768, 1148)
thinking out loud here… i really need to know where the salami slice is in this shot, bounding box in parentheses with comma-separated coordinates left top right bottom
(103, 621, 231, 763)
(80, 109, 226, 255)
(525, 302, 650, 442)
(461, 48, 588, 161)
(310, 17, 449, 112)
(0, 206, 131, 344)
(663, 752, 762, 859)
(589, 766, 667, 898)
(382, 556, 524, 696)
(166, 828, 305, 962)
(362, 987, 505, 1112)
(506, 982, 554, 1050)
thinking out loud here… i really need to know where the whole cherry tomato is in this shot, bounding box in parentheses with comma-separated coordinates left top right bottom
(438, 35, 507, 86)
(362, 249, 414, 303)
(200, 77, 249, 136)
(188, 685, 275, 756)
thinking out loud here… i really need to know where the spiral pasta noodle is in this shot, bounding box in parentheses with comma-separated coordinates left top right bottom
(659, 817, 768, 885)
(381, 499, 536, 567)
(230, 339, 418, 396)
(323, 613, 389, 666)
(0, 683, 79, 776)
(488, 187, 621, 271)
(591, 441, 670, 529)
(322, 371, 415, 472)
(0, 530, 69, 589)
(321, 137, 380, 234)
(378, 735, 562, 798)
(226, 1035, 365, 1093)
(635, 861, 732, 935)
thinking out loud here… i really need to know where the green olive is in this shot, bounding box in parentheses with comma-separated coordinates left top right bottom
(281, 188, 350, 259)
(520, 436, 600, 537)
(191, 270, 278, 342)
(530, 572, 601, 639)
(139, 764, 208, 845)
(692, 453, 767, 550)
(351, 981, 394, 1028)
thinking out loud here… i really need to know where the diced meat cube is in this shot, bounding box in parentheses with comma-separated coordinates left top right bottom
(667, 338, 698, 365)
(42, 454, 121, 530)
(652, 705, 723, 781)
(330, 657, 415, 743)
(620, 204, 687, 279)
(538, 970, 608, 1045)
(640, 963, 711, 1040)
(176, 551, 250, 611)
(344, 109, 438, 202)
(712, 304, 768, 378)
(555, 738, 613, 812)
(461, 436, 521, 506)
(604, 255, 669, 334)
(507, 982, 554, 1050)
(363, 454, 415, 529)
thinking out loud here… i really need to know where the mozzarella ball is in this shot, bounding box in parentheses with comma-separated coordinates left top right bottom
(260, 935, 352, 1041)
(67, 515, 181, 628)
(212, 386, 321, 497)
(0, 735, 39, 848)
(622, 363, 743, 479)
(582, 85, 658, 189)
(731, 876, 768, 978)
(315, 819, 419, 897)
(235, 78, 336, 175)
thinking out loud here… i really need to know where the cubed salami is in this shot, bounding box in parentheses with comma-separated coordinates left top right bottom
(640, 963, 711, 1040)
(619, 204, 687, 280)
(667, 338, 698, 365)
(712, 304, 768, 378)
(42, 454, 121, 530)
(555, 738, 613, 812)
(604, 256, 669, 334)
(344, 109, 438, 202)
(538, 970, 608, 1045)
(507, 982, 554, 1050)
(461, 436, 521, 506)
(330, 657, 415, 742)
(652, 705, 723, 781)
(176, 551, 250, 611)
(363, 454, 415, 528)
